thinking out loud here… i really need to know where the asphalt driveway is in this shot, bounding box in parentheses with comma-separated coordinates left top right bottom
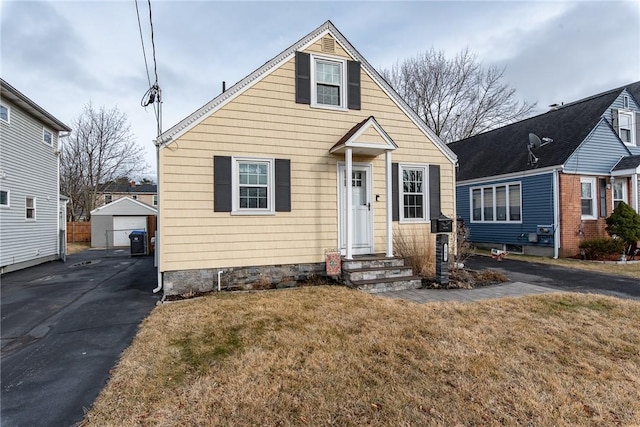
(465, 255, 640, 300)
(1, 249, 159, 427)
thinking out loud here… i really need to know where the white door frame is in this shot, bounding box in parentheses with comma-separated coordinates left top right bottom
(338, 161, 374, 256)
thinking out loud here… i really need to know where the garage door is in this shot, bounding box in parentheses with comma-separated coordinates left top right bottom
(112, 216, 147, 247)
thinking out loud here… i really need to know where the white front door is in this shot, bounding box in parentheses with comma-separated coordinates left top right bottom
(338, 164, 373, 255)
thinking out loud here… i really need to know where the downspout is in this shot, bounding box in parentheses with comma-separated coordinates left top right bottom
(153, 137, 162, 294)
(553, 168, 561, 259)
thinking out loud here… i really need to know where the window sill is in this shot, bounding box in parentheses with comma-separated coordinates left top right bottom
(231, 210, 276, 216)
(399, 218, 429, 224)
(310, 103, 348, 112)
(580, 216, 597, 221)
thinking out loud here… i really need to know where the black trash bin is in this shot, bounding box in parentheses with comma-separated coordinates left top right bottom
(129, 230, 147, 256)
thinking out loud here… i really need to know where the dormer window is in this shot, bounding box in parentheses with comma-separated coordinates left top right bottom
(619, 111, 633, 144)
(315, 59, 344, 107)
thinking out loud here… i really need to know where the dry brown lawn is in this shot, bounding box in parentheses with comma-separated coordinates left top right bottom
(82, 287, 640, 426)
(67, 242, 90, 255)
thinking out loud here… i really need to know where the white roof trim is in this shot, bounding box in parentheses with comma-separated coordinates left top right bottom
(157, 21, 457, 165)
(90, 196, 158, 215)
(456, 166, 562, 186)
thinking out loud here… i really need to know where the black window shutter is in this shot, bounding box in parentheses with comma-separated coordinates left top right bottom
(295, 51, 311, 105)
(347, 60, 361, 110)
(635, 112, 640, 144)
(429, 165, 441, 220)
(392, 162, 399, 221)
(213, 156, 232, 212)
(611, 108, 619, 133)
(275, 159, 291, 212)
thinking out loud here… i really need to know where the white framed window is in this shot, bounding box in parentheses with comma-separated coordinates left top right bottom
(470, 182, 521, 223)
(43, 128, 53, 145)
(613, 180, 627, 209)
(152, 195, 158, 206)
(26, 196, 36, 220)
(232, 157, 274, 214)
(580, 177, 597, 219)
(104, 194, 112, 204)
(618, 111, 634, 146)
(0, 104, 9, 123)
(399, 164, 428, 222)
(310, 54, 347, 110)
(0, 189, 9, 207)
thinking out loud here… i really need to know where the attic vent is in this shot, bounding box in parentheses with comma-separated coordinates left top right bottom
(321, 37, 335, 53)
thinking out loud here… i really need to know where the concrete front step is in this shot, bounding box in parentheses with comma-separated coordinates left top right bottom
(343, 265, 414, 281)
(342, 256, 406, 270)
(349, 276, 423, 293)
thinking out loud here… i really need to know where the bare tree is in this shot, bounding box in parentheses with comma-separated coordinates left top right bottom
(60, 103, 148, 220)
(380, 47, 536, 143)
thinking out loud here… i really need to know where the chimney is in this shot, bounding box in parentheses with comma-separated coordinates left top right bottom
(130, 181, 136, 188)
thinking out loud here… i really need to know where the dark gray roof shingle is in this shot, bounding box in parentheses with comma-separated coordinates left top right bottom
(449, 81, 640, 181)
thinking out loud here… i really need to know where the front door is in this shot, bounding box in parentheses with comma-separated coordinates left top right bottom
(338, 164, 373, 255)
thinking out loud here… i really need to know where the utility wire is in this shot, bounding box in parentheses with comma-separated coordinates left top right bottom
(148, 0, 159, 86)
(134, 0, 152, 88)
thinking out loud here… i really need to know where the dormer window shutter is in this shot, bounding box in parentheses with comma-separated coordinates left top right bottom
(429, 165, 441, 220)
(347, 60, 361, 110)
(611, 108, 619, 133)
(295, 51, 311, 105)
(635, 112, 640, 145)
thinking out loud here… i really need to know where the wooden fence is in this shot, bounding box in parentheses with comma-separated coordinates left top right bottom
(67, 222, 91, 243)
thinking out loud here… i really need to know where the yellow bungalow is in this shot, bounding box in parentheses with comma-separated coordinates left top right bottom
(156, 21, 457, 296)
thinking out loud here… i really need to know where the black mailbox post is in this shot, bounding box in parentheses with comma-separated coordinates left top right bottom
(431, 213, 453, 287)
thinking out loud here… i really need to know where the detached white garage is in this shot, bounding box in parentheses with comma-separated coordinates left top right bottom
(91, 197, 157, 248)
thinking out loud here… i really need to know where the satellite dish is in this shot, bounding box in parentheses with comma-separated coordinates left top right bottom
(528, 133, 542, 149)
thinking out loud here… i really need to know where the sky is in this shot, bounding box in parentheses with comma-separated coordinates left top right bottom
(2, 0, 639, 180)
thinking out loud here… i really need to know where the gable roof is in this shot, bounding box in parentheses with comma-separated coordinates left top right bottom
(90, 196, 157, 216)
(157, 20, 456, 164)
(330, 116, 397, 156)
(613, 154, 640, 172)
(0, 78, 71, 132)
(449, 81, 639, 182)
(97, 182, 157, 194)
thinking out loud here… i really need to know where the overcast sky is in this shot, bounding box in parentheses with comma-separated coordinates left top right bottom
(2, 0, 639, 179)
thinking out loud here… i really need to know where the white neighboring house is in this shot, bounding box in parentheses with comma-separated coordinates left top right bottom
(0, 78, 72, 273)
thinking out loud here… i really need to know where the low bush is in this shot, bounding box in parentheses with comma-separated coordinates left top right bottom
(578, 237, 625, 260)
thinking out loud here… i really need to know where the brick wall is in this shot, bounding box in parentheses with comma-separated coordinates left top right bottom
(558, 173, 614, 257)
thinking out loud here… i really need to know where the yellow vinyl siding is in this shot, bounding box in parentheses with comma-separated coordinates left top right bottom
(160, 44, 455, 272)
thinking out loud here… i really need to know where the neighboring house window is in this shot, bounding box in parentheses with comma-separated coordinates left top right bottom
(26, 196, 36, 220)
(0, 189, 9, 207)
(400, 165, 428, 222)
(312, 56, 347, 108)
(153, 195, 158, 206)
(104, 194, 112, 204)
(232, 157, 274, 214)
(43, 128, 53, 145)
(618, 111, 633, 145)
(580, 177, 597, 219)
(470, 183, 521, 222)
(0, 104, 9, 123)
(613, 180, 627, 209)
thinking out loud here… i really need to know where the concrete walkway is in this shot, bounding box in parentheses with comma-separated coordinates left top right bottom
(380, 281, 560, 303)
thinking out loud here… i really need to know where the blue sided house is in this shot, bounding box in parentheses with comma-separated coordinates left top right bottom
(449, 81, 640, 258)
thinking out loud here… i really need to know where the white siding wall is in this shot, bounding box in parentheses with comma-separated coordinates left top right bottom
(0, 98, 61, 270)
